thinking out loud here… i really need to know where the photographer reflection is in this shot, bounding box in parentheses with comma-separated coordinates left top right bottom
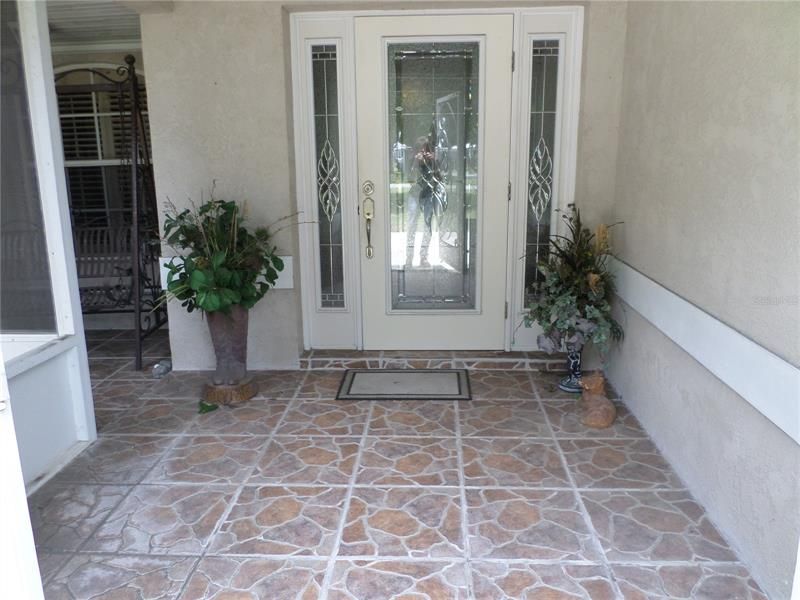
(405, 134, 447, 268)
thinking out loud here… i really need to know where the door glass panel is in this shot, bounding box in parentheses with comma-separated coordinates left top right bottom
(387, 41, 479, 310)
(1, 0, 57, 332)
(312, 44, 344, 308)
(525, 40, 559, 302)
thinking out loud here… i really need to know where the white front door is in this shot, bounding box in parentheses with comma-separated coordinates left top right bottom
(355, 15, 513, 349)
(292, 9, 584, 351)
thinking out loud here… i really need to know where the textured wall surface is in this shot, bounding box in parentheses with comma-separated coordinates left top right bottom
(135, 1, 799, 595)
(140, 0, 628, 368)
(141, 1, 302, 369)
(609, 3, 800, 597)
(608, 303, 800, 599)
(612, 1, 800, 366)
(573, 0, 627, 225)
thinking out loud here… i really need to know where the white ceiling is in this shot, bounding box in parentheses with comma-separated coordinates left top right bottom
(47, 0, 141, 47)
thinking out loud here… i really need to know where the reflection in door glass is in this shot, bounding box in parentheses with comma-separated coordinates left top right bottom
(387, 42, 479, 310)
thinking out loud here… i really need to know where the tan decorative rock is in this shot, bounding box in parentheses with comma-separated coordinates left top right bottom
(580, 372, 606, 397)
(202, 379, 257, 406)
(580, 372, 616, 429)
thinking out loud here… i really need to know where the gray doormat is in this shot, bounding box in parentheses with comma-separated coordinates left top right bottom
(336, 369, 471, 401)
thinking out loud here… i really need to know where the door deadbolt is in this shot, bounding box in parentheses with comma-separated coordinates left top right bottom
(362, 180, 375, 195)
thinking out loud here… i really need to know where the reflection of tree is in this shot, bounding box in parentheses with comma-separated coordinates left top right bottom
(388, 44, 479, 275)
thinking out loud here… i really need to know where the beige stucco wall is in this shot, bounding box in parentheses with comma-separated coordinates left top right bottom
(573, 0, 626, 226)
(612, 1, 800, 367)
(608, 304, 800, 599)
(141, 2, 302, 369)
(139, 0, 627, 369)
(608, 2, 800, 598)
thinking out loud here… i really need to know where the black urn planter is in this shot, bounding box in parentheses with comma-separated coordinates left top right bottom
(559, 348, 583, 393)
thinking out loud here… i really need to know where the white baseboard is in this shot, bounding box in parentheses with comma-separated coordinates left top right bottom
(25, 440, 90, 496)
(612, 259, 800, 445)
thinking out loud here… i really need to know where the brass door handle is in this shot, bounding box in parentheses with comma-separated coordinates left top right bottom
(363, 196, 375, 259)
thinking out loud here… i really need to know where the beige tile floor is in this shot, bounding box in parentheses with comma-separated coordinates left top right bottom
(30, 330, 766, 599)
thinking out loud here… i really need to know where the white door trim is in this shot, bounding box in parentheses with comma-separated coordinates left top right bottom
(291, 15, 362, 349)
(15, 0, 95, 441)
(290, 6, 584, 350)
(508, 7, 585, 350)
(0, 361, 43, 600)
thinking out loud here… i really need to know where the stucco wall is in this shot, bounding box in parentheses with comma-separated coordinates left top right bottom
(139, 1, 627, 368)
(609, 2, 800, 597)
(141, 2, 302, 369)
(612, 1, 800, 367)
(573, 0, 626, 226)
(608, 304, 800, 599)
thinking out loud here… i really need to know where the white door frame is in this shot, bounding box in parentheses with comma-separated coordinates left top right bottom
(290, 6, 584, 350)
(0, 1, 97, 596)
(507, 8, 585, 350)
(3, 0, 95, 479)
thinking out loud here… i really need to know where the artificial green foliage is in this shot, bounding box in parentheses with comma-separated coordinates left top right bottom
(524, 205, 623, 356)
(198, 400, 219, 414)
(162, 198, 285, 314)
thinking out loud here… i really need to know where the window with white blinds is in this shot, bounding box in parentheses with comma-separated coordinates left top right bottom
(56, 68, 151, 227)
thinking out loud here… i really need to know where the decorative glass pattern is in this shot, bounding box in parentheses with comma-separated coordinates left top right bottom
(312, 45, 344, 308)
(387, 42, 480, 310)
(525, 40, 560, 302)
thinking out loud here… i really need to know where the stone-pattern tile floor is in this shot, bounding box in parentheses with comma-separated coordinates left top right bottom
(33, 338, 765, 598)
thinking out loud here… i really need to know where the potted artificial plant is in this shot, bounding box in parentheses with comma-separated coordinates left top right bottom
(525, 205, 623, 393)
(163, 198, 285, 404)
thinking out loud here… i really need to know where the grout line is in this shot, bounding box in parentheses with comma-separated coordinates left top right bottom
(172, 370, 306, 599)
(63, 433, 184, 556)
(453, 399, 475, 597)
(40, 479, 690, 494)
(171, 485, 245, 599)
(530, 369, 545, 403)
(96, 430, 650, 442)
(177, 554, 747, 566)
(36, 550, 74, 587)
(103, 359, 139, 382)
(75, 366, 745, 596)
(57, 545, 752, 569)
(319, 400, 375, 598)
(528, 368, 624, 599)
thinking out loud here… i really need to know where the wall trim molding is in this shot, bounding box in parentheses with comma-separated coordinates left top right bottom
(612, 259, 800, 444)
(51, 41, 142, 54)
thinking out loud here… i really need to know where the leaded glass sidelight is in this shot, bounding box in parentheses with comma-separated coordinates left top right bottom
(387, 42, 480, 310)
(312, 45, 344, 308)
(525, 40, 560, 303)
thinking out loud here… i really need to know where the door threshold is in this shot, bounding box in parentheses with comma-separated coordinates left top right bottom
(300, 349, 567, 371)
